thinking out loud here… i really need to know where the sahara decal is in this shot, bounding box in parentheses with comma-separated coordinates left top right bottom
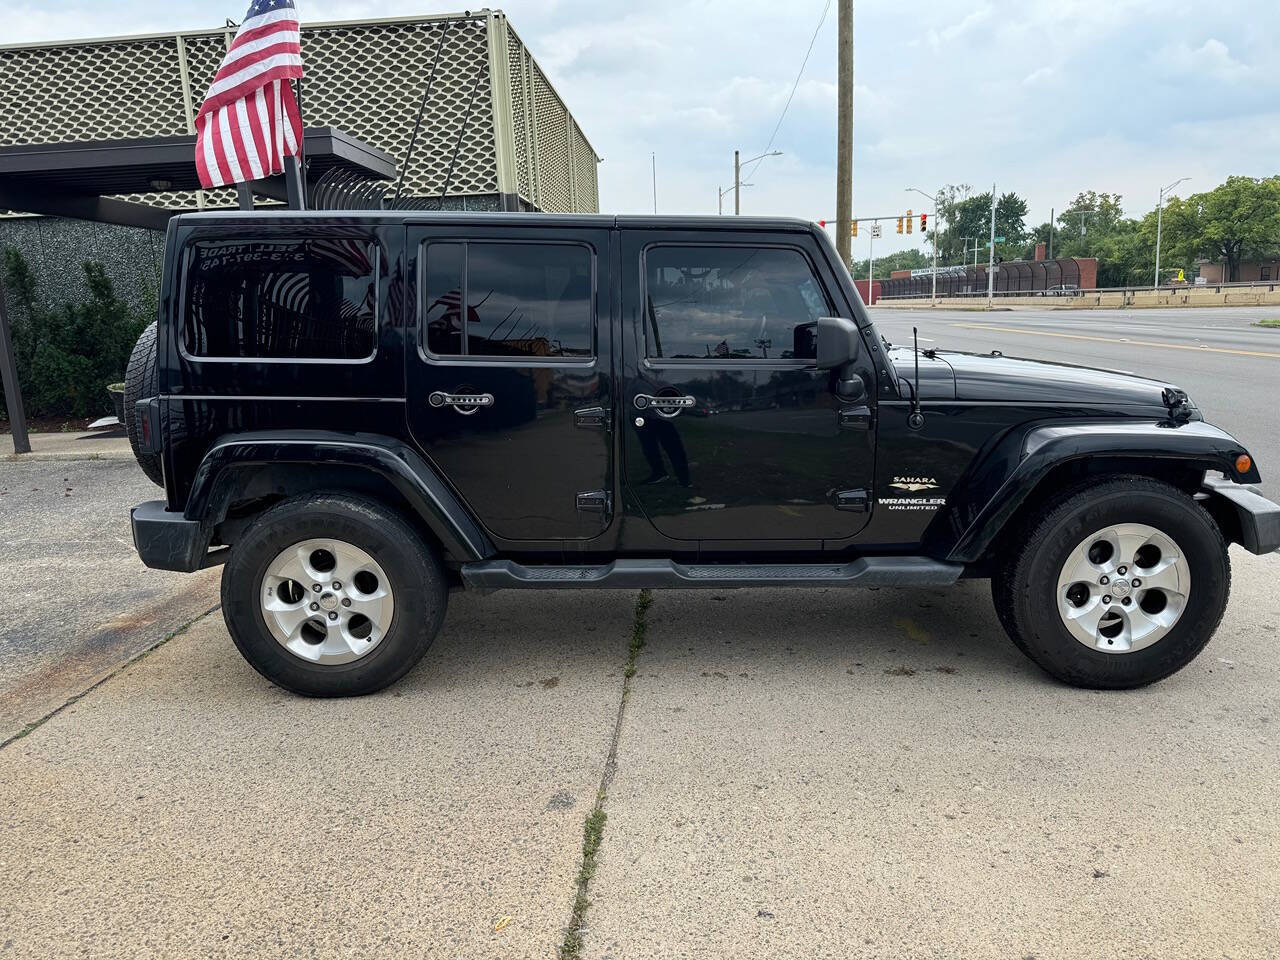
(890, 476, 939, 492)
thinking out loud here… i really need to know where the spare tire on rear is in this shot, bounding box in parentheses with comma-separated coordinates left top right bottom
(123, 321, 163, 487)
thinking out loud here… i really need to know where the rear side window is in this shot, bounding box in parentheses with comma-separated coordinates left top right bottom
(183, 238, 378, 360)
(644, 245, 830, 360)
(423, 241, 594, 359)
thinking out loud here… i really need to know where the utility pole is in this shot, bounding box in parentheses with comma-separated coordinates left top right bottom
(987, 183, 997, 306)
(1155, 176, 1190, 288)
(835, 0, 854, 268)
(734, 150, 741, 215)
(1048, 206, 1054, 259)
(651, 153, 657, 214)
(931, 197, 938, 303)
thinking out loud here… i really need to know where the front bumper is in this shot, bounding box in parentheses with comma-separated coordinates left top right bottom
(131, 500, 219, 572)
(1202, 478, 1280, 555)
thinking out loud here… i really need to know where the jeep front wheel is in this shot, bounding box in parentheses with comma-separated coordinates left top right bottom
(994, 477, 1230, 689)
(221, 494, 447, 696)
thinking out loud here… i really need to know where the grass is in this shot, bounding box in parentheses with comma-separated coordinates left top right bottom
(1253, 318, 1280, 328)
(558, 589, 653, 960)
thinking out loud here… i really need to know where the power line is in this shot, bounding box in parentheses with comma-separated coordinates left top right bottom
(743, 0, 833, 185)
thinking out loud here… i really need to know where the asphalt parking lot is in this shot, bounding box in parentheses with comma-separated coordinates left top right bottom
(2, 540, 1277, 958)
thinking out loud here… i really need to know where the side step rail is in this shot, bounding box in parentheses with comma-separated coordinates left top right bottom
(460, 557, 965, 591)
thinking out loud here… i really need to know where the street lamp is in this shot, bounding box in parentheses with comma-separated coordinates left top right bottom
(732, 150, 782, 214)
(1154, 176, 1190, 289)
(719, 182, 753, 215)
(906, 186, 940, 304)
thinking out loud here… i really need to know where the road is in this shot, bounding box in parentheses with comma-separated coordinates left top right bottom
(870, 305, 1280, 500)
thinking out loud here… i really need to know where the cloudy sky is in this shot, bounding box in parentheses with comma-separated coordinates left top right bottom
(6, 0, 1279, 257)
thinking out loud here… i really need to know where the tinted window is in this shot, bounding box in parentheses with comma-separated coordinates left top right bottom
(644, 246, 830, 360)
(424, 242, 593, 359)
(184, 238, 377, 359)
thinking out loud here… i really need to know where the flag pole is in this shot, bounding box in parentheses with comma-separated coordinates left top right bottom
(294, 76, 307, 209)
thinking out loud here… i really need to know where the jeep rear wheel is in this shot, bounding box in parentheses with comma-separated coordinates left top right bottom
(221, 494, 447, 696)
(993, 477, 1230, 689)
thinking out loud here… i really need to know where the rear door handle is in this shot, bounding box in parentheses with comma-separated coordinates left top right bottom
(429, 392, 495, 415)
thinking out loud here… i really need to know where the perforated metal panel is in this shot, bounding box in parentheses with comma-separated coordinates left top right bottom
(0, 12, 600, 213)
(530, 62, 573, 212)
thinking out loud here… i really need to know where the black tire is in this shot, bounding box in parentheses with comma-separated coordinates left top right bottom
(993, 476, 1230, 689)
(123, 321, 163, 487)
(221, 493, 447, 697)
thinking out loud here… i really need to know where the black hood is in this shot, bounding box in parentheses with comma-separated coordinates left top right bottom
(887, 346, 1180, 408)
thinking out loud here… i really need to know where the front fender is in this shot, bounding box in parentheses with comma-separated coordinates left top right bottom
(946, 420, 1259, 564)
(185, 430, 495, 563)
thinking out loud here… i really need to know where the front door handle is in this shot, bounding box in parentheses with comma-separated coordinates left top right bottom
(634, 394, 696, 414)
(429, 391, 495, 415)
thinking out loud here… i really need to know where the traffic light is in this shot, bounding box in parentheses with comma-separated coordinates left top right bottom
(851, 220, 858, 237)
(920, 213, 928, 233)
(896, 217, 903, 234)
(906, 209, 913, 234)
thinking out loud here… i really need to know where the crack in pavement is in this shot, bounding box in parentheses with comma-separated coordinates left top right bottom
(558, 588, 652, 960)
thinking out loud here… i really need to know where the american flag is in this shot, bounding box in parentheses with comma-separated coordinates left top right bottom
(194, 0, 304, 189)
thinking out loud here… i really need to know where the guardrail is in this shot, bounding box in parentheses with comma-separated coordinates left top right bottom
(879, 280, 1280, 301)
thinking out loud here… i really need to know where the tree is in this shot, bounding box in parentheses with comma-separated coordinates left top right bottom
(1, 248, 148, 419)
(1160, 176, 1280, 282)
(935, 187, 1028, 266)
(848, 248, 929, 281)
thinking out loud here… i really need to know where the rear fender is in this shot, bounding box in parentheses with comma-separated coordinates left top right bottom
(184, 431, 495, 563)
(946, 420, 1259, 563)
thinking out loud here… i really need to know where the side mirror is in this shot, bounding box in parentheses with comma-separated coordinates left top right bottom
(816, 316, 860, 371)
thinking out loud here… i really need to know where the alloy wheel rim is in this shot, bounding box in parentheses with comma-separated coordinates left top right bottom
(260, 538, 394, 665)
(1056, 522, 1191, 654)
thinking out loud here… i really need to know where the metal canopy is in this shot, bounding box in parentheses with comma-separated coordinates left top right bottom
(0, 127, 397, 230)
(0, 126, 397, 453)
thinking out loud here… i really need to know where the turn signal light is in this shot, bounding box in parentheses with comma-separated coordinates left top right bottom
(1235, 454, 1253, 475)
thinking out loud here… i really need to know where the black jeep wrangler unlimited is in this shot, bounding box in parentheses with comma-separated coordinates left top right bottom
(126, 211, 1280, 696)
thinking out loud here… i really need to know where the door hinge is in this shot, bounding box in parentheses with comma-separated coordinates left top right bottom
(576, 490, 611, 514)
(839, 405, 873, 430)
(574, 406, 611, 430)
(835, 489, 871, 512)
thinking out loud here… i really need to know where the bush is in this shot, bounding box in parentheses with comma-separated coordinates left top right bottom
(1, 246, 150, 420)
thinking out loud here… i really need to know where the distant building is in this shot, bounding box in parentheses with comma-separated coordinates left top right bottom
(1197, 259, 1280, 284)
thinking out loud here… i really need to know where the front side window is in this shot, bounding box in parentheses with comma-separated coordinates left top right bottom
(184, 238, 378, 360)
(423, 242, 594, 359)
(644, 245, 830, 360)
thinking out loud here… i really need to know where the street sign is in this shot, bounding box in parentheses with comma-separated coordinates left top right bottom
(870, 224, 882, 239)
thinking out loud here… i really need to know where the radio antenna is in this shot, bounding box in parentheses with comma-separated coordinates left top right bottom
(395, 19, 453, 206)
(908, 326, 925, 429)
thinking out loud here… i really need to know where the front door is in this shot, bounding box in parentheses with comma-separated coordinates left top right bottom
(405, 225, 613, 544)
(620, 232, 876, 544)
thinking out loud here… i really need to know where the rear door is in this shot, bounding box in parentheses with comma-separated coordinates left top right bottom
(620, 229, 876, 544)
(405, 224, 614, 545)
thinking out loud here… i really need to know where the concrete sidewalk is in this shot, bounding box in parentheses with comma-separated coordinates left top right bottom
(588, 553, 1280, 960)
(2, 554, 1277, 959)
(0, 457, 220, 740)
(0, 591, 635, 959)
(2, 429, 133, 461)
